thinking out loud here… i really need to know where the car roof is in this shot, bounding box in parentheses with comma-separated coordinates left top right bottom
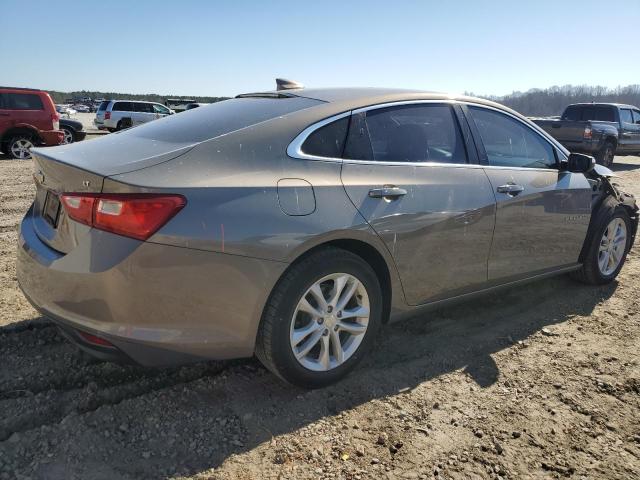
(568, 102, 637, 109)
(239, 87, 512, 115)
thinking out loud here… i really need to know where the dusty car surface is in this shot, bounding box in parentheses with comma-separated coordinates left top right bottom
(17, 86, 639, 387)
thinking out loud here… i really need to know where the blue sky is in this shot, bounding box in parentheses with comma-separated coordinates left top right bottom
(2, 0, 638, 97)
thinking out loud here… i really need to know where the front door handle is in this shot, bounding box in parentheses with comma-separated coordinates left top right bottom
(368, 185, 408, 199)
(496, 184, 525, 196)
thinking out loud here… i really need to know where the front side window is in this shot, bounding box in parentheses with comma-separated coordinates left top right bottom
(620, 109, 634, 124)
(469, 106, 556, 169)
(6, 93, 44, 110)
(346, 104, 467, 163)
(153, 104, 171, 115)
(300, 116, 349, 158)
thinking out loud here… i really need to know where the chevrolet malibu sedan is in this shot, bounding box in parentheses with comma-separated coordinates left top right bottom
(17, 87, 638, 387)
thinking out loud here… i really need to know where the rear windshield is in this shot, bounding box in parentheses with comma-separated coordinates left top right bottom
(130, 96, 322, 143)
(563, 105, 615, 122)
(98, 101, 109, 111)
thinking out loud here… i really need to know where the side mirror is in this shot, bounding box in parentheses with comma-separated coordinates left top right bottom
(564, 153, 595, 173)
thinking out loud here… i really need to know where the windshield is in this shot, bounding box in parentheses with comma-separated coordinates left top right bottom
(129, 96, 322, 143)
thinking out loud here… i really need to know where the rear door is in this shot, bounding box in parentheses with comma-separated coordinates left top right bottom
(133, 102, 155, 125)
(339, 102, 496, 305)
(619, 108, 640, 152)
(0, 93, 11, 134)
(632, 109, 640, 151)
(2, 92, 47, 131)
(465, 105, 592, 281)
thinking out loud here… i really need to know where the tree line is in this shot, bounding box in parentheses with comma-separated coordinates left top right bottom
(47, 90, 229, 104)
(478, 85, 640, 117)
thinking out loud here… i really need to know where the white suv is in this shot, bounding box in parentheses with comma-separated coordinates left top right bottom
(94, 100, 174, 132)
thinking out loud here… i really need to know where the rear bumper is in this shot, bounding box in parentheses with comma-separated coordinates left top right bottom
(16, 206, 287, 366)
(39, 129, 64, 146)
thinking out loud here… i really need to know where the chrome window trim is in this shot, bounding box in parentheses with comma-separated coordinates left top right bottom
(287, 98, 567, 169)
(286, 110, 351, 162)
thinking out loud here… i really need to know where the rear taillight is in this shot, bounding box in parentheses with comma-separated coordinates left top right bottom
(52, 112, 60, 130)
(60, 193, 186, 240)
(104, 111, 111, 120)
(78, 330, 115, 348)
(583, 126, 592, 139)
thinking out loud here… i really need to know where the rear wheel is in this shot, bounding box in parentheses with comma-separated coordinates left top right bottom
(255, 248, 382, 388)
(596, 141, 615, 167)
(571, 196, 631, 285)
(7, 135, 35, 159)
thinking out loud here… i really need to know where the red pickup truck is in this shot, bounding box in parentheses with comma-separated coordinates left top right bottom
(0, 87, 64, 159)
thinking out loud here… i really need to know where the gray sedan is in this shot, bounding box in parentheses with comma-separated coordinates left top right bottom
(17, 87, 638, 387)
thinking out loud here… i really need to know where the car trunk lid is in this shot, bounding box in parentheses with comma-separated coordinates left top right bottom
(29, 137, 195, 254)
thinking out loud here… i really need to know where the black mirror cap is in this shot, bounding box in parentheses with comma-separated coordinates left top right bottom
(565, 153, 596, 173)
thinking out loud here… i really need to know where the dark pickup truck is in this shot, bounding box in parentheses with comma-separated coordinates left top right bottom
(532, 103, 640, 166)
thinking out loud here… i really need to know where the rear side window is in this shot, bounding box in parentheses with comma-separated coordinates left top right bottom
(300, 116, 349, 158)
(620, 109, 634, 124)
(469, 106, 556, 169)
(4, 93, 44, 110)
(130, 96, 321, 143)
(632, 110, 640, 124)
(112, 101, 133, 112)
(344, 104, 467, 163)
(134, 102, 154, 113)
(98, 101, 109, 111)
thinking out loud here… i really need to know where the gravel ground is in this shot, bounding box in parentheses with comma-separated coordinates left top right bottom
(1, 147, 639, 480)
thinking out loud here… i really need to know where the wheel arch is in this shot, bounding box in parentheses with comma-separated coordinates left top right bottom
(0, 125, 42, 145)
(261, 233, 406, 330)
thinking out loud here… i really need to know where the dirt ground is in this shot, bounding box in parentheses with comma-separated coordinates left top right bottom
(1, 148, 639, 480)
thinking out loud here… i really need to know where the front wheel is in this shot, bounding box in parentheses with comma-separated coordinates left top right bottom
(571, 197, 632, 285)
(255, 248, 382, 388)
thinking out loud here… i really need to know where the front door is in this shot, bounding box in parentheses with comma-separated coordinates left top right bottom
(465, 105, 592, 281)
(341, 103, 496, 305)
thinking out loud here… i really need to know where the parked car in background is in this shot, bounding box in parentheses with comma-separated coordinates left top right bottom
(533, 103, 640, 166)
(184, 102, 208, 110)
(17, 86, 638, 387)
(56, 104, 77, 117)
(94, 100, 174, 132)
(0, 86, 63, 159)
(165, 98, 196, 112)
(73, 104, 90, 113)
(59, 118, 87, 145)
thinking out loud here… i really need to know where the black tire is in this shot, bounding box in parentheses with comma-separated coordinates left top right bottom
(61, 127, 75, 145)
(116, 118, 132, 131)
(595, 141, 615, 167)
(6, 134, 35, 159)
(107, 128, 116, 133)
(255, 247, 383, 388)
(571, 196, 632, 285)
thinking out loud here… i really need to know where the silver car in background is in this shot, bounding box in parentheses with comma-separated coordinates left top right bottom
(94, 99, 174, 132)
(17, 87, 638, 387)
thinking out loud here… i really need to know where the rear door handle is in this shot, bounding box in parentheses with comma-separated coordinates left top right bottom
(368, 186, 408, 199)
(496, 184, 525, 196)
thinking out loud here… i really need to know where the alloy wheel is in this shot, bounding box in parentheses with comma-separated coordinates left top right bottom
(10, 138, 34, 159)
(61, 129, 74, 145)
(289, 273, 370, 372)
(598, 218, 627, 275)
